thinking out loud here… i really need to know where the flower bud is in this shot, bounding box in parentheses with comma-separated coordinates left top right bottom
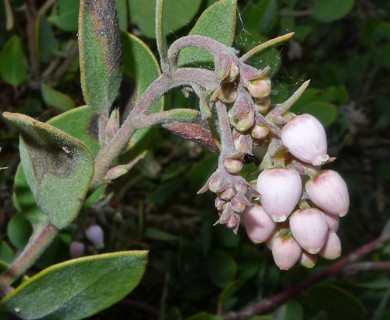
(244, 204, 276, 243)
(223, 63, 239, 83)
(248, 78, 271, 99)
(234, 111, 255, 132)
(323, 212, 340, 231)
(70, 241, 85, 258)
(225, 213, 240, 233)
(281, 114, 329, 166)
(219, 187, 236, 201)
(289, 208, 328, 254)
(300, 251, 317, 268)
(319, 231, 341, 260)
(251, 124, 269, 140)
(217, 83, 238, 103)
(256, 168, 302, 222)
(306, 170, 349, 217)
(254, 97, 271, 113)
(85, 224, 105, 249)
(231, 194, 247, 213)
(224, 158, 243, 175)
(215, 197, 226, 210)
(233, 131, 253, 154)
(271, 234, 302, 270)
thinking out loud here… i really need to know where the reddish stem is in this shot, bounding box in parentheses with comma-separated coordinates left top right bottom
(223, 233, 390, 320)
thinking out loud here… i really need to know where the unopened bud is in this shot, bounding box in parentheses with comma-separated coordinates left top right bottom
(251, 124, 269, 140)
(217, 83, 237, 103)
(231, 194, 247, 213)
(272, 234, 302, 270)
(224, 158, 243, 175)
(219, 187, 236, 201)
(70, 241, 85, 258)
(233, 111, 255, 132)
(319, 231, 341, 260)
(289, 208, 328, 254)
(233, 131, 253, 154)
(244, 204, 276, 244)
(300, 251, 317, 268)
(256, 168, 302, 222)
(85, 224, 105, 249)
(248, 78, 271, 99)
(223, 63, 239, 83)
(255, 97, 271, 113)
(215, 197, 226, 210)
(306, 170, 349, 217)
(281, 114, 329, 166)
(323, 212, 340, 232)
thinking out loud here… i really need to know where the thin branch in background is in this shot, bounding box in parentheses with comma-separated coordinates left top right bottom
(37, 0, 56, 17)
(25, 0, 40, 89)
(223, 228, 390, 320)
(343, 261, 390, 274)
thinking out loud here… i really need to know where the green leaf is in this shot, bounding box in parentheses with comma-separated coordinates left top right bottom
(13, 165, 45, 226)
(274, 300, 303, 320)
(237, 244, 260, 280)
(178, 0, 237, 67)
(49, 0, 79, 32)
(188, 155, 217, 192)
(79, 0, 123, 115)
(207, 249, 237, 288)
(0, 251, 148, 320)
(115, 0, 128, 31)
(306, 283, 366, 320)
(3, 112, 94, 229)
(312, 0, 355, 22)
(291, 101, 338, 127)
(244, 0, 278, 34)
(36, 15, 57, 62)
(0, 35, 29, 86)
(186, 312, 221, 320)
(40, 84, 76, 111)
(48, 105, 100, 156)
(6, 213, 32, 250)
(122, 32, 163, 147)
(0, 241, 14, 264)
(129, 0, 202, 38)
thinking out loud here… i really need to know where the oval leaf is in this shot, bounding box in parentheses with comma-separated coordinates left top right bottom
(2, 112, 94, 229)
(79, 0, 123, 115)
(0, 251, 148, 320)
(312, 0, 355, 22)
(129, 0, 202, 38)
(49, 0, 79, 32)
(41, 84, 76, 111)
(207, 249, 237, 288)
(0, 35, 29, 86)
(290, 101, 338, 127)
(178, 0, 237, 67)
(122, 32, 163, 147)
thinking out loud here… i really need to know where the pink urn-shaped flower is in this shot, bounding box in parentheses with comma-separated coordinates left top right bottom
(271, 233, 302, 270)
(244, 204, 276, 243)
(306, 170, 349, 217)
(289, 208, 328, 254)
(281, 114, 329, 166)
(319, 231, 341, 260)
(256, 168, 302, 222)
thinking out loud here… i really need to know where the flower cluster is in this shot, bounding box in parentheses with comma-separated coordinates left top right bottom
(186, 35, 349, 270)
(245, 114, 349, 270)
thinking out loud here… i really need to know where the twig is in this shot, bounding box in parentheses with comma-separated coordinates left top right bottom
(37, 0, 56, 17)
(223, 230, 390, 320)
(25, 0, 40, 89)
(343, 261, 390, 273)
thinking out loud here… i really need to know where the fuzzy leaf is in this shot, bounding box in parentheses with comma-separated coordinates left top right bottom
(0, 251, 148, 320)
(122, 32, 163, 148)
(78, 0, 123, 115)
(49, 0, 79, 32)
(178, 0, 237, 67)
(3, 112, 94, 229)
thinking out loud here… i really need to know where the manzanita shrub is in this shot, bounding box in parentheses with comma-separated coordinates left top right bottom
(1, 0, 390, 319)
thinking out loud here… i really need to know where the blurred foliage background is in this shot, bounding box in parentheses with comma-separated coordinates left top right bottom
(0, 0, 390, 319)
